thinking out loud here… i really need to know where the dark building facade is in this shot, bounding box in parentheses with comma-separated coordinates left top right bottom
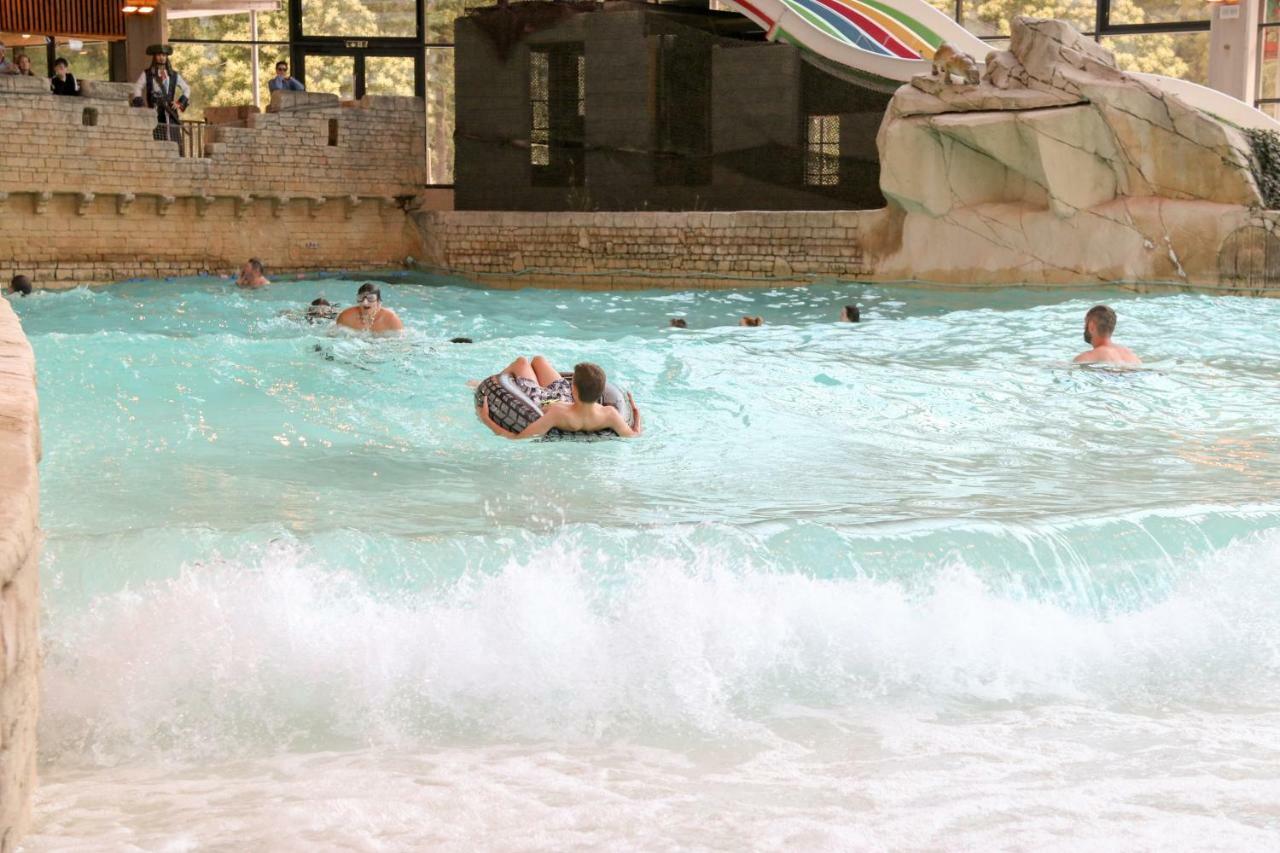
(454, 1, 890, 211)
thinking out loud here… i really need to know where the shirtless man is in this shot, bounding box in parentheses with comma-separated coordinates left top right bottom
(1074, 304, 1141, 365)
(336, 282, 404, 333)
(478, 359, 642, 439)
(236, 258, 270, 288)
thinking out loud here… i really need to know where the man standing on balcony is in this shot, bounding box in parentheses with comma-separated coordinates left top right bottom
(268, 61, 305, 93)
(131, 45, 190, 151)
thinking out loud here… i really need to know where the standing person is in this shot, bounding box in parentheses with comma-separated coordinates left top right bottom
(0, 45, 14, 75)
(335, 283, 404, 334)
(13, 53, 35, 77)
(131, 45, 190, 149)
(50, 57, 81, 96)
(1074, 305, 1141, 365)
(268, 61, 304, 92)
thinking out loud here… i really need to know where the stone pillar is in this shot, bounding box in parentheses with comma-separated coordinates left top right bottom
(1208, 0, 1260, 105)
(123, 3, 168, 84)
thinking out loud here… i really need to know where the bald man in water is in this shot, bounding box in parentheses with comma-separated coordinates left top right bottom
(1074, 304, 1140, 365)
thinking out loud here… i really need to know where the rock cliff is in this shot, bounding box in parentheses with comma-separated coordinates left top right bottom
(870, 16, 1279, 289)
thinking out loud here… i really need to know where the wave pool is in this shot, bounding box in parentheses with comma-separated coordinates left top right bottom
(12, 277, 1280, 850)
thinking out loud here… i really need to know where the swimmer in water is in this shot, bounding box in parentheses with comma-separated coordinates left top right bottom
(306, 298, 337, 323)
(236, 258, 270, 288)
(477, 359, 643, 439)
(740, 315, 763, 327)
(1074, 304, 1141, 365)
(840, 304, 860, 323)
(335, 283, 404, 334)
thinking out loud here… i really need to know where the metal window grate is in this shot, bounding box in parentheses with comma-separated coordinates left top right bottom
(805, 115, 840, 187)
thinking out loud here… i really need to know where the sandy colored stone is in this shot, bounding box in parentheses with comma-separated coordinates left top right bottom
(0, 299, 39, 853)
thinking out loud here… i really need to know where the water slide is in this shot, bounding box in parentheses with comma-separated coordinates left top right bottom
(719, 0, 1280, 131)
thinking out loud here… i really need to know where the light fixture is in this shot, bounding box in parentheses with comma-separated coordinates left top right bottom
(121, 4, 153, 13)
(121, 4, 139, 12)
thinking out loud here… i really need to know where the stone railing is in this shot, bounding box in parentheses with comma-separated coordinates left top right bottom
(0, 299, 40, 852)
(0, 77, 426, 285)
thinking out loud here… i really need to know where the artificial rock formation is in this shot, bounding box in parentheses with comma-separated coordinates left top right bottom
(871, 16, 1276, 288)
(0, 300, 39, 853)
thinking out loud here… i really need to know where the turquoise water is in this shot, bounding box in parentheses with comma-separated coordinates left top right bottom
(13, 277, 1280, 849)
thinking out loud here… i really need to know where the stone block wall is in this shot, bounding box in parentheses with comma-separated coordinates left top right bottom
(0, 300, 40, 853)
(0, 76, 425, 287)
(415, 209, 872, 288)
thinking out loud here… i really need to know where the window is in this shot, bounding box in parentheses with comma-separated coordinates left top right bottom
(654, 35, 712, 186)
(529, 45, 585, 187)
(805, 115, 840, 187)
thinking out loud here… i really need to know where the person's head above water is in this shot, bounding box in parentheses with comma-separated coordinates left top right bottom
(1083, 304, 1117, 345)
(740, 315, 763, 327)
(9, 275, 32, 296)
(356, 282, 382, 306)
(306, 297, 336, 321)
(669, 318, 687, 329)
(572, 362, 607, 403)
(841, 305, 860, 323)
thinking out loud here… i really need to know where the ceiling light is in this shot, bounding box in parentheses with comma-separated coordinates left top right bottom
(122, 5, 139, 12)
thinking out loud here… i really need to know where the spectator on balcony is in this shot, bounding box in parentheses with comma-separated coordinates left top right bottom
(131, 45, 190, 147)
(0, 45, 13, 75)
(50, 58, 81, 96)
(13, 53, 35, 77)
(268, 61, 304, 93)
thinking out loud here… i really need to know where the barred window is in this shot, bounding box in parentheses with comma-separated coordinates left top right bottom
(805, 115, 840, 187)
(530, 45, 585, 186)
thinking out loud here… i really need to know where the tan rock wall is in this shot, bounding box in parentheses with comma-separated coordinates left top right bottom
(415, 210, 871, 289)
(0, 77, 424, 287)
(0, 300, 40, 853)
(417, 204, 1280, 296)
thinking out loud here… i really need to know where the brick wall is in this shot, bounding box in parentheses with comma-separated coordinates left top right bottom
(415, 209, 872, 288)
(0, 76, 426, 287)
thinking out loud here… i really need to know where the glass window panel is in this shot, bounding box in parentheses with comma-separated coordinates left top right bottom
(923, 0, 958, 19)
(169, 13, 252, 41)
(962, 1, 1096, 38)
(1260, 102, 1280, 121)
(304, 0, 417, 38)
(1107, 0, 1207, 26)
(170, 43, 256, 121)
(1267, 0, 1280, 25)
(1102, 31, 1209, 84)
(428, 0, 492, 43)
(305, 54, 358, 100)
(366, 55, 416, 96)
(1259, 28, 1280, 100)
(56, 40, 110, 83)
(425, 47, 455, 184)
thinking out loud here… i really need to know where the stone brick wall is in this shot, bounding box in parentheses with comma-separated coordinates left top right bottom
(415, 209, 872, 288)
(0, 300, 40, 853)
(0, 76, 425, 287)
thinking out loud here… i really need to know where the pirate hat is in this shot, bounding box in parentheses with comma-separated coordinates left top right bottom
(146, 44, 174, 56)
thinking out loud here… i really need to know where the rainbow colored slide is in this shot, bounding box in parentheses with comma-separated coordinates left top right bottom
(720, 0, 1280, 131)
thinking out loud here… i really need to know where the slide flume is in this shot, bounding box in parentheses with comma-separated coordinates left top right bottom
(723, 0, 1280, 131)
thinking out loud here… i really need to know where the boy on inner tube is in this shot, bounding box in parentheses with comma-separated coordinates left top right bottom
(477, 358, 643, 439)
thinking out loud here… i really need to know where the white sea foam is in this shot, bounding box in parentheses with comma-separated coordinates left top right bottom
(41, 530, 1280, 768)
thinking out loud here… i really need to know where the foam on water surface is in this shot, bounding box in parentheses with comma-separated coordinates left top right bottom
(12, 277, 1280, 849)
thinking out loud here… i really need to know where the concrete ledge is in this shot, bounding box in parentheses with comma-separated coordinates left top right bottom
(0, 299, 40, 853)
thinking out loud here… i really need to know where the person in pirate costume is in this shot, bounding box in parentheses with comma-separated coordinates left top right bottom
(131, 45, 191, 150)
